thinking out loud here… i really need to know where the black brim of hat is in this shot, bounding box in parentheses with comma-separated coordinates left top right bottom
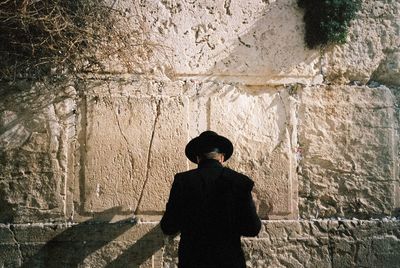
(185, 134, 233, 163)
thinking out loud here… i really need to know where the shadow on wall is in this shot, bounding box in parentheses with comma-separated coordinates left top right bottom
(0, 81, 76, 151)
(21, 207, 168, 267)
(106, 224, 165, 267)
(167, 0, 319, 82)
(212, 0, 317, 77)
(0, 81, 78, 223)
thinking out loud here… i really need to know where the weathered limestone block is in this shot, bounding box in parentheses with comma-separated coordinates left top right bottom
(299, 85, 398, 218)
(163, 220, 400, 267)
(0, 81, 77, 222)
(82, 85, 188, 216)
(110, 0, 320, 85)
(0, 244, 21, 267)
(136, 97, 189, 214)
(372, 49, 400, 86)
(208, 87, 298, 219)
(322, 0, 400, 84)
(1, 220, 399, 267)
(7, 222, 164, 268)
(358, 235, 400, 267)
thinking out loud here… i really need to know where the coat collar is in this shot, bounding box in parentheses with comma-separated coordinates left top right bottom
(197, 159, 223, 169)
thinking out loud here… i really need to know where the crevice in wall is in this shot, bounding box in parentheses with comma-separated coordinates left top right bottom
(319, 47, 326, 83)
(107, 85, 137, 205)
(328, 235, 335, 267)
(77, 84, 88, 214)
(135, 98, 162, 214)
(353, 241, 360, 266)
(52, 102, 68, 215)
(269, 89, 289, 154)
(8, 224, 23, 266)
(206, 97, 211, 130)
(224, 0, 232, 16)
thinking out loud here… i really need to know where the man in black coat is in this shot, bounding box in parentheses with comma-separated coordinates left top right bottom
(161, 131, 262, 268)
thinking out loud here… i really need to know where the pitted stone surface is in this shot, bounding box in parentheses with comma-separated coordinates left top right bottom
(83, 92, 188, 215)
(372, 49, 400, 86)
(322, 0, 400, 84)
(0, 81, 77, 222)
(299, 85, 398, 218)
(209, 87, 297, 219)
(0, 0, 399, 264)
(1, 220, 398, 267)
(108, 0, 320, 85)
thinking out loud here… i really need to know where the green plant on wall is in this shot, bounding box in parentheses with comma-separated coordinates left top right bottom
(298, 0, 361, 48)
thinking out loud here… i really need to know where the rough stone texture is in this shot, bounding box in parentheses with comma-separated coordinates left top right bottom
(82, 87, 188, 215)
(107, 0, 321, 85)
(0, 81, 77, 223)
(371, 49, 400, 86)
(209, 87, 298, 219)
(299, 85, 398, 218)
(1, 0, 400, 266)
(1, 220, 399, 268)
(1, 79, 298, 222)
(322, 0, 400, 84)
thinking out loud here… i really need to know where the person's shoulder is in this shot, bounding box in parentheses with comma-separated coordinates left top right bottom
(174, 169, 198, 181)
(223, 167, 251, 181)
(223, 167, 254, 191)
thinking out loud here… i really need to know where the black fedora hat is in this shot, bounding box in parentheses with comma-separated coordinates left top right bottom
(185, 130, 233, 163)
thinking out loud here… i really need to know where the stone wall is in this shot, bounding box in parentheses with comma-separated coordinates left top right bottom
(0, 0, 399, 267)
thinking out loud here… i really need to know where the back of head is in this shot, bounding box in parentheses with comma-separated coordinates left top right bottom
(197, 148, 224, 163)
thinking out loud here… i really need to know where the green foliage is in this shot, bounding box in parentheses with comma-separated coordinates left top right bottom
(298, 0, 361, 48)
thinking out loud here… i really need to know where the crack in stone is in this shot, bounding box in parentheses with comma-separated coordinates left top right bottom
(52, 102, 68, 215)
(106, 85, 136, 206)
(77, 86, 87, 213)
(114, 103, 136, 180)
(353, 241, 360, 266)
(206, 97, 211, 130)
(135, 98, 162, 214)
(238, 36, 251, 48)
(9, 225, 23, 266)
(319, 47, 326, 82)
(224, 0, 232, 16)
(269, 90, 290, 154)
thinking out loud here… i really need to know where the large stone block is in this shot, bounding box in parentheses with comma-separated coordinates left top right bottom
(322, 0, 400, 84)
(299, 85, 398, 218)
(0, 244, 21, 267)
(372, 49, 400, 86)
(207, 87, 298, 219)
(82, 90, 188, 216)
(109, 0, 320, 85)
(357, 235, 400, 267)
(0, 81, 77, 222)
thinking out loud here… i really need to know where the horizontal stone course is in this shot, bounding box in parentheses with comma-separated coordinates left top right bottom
(1, 220, 399, 267)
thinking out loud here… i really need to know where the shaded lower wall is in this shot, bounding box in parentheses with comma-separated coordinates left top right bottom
(1, 220, 399, 268)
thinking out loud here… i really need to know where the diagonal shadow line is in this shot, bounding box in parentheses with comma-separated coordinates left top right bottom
(105, 224, 170, 268)
(21, 207, 135, 268)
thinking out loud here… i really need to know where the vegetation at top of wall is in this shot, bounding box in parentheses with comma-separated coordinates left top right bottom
(0, 0, 153, 81)
(298, 0, 361, 48)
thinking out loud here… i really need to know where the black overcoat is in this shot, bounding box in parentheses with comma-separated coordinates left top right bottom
(160, 159, 262, 268)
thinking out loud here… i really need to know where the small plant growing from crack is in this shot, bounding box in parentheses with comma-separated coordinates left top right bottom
(298, 0, 361, 48)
